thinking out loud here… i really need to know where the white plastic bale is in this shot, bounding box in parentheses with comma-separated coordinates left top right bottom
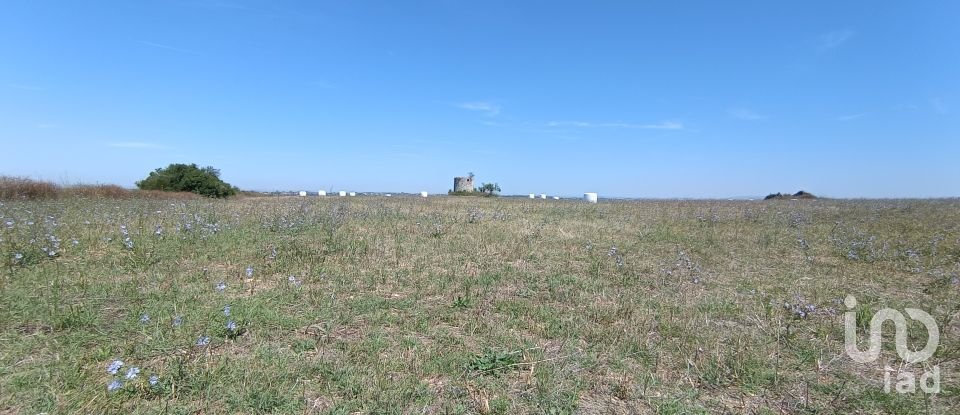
(349, 192, 357, 197)
(529, 194, 535, 199)
(339, 191, 347, 197)
(584, 192, 598, 203)
(318, 190, 327, 196)
(420, 191, 429, 198)
(298, 191, 307, 197)
(553, 196, 560, 200)
(540, 194, 547, 199)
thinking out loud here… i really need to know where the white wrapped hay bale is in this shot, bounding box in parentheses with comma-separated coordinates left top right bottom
(338, 191, 347, 197)
(584, 192, 598, 203)
(420, 191, 429, 198)
(318, 190, 327, 196)
(529, 194, 535, 199)
(349, 192, 357, 197)
(540, 194, 547, 199)
(553, 196, 560, 200)
(298, 191, 307, 197)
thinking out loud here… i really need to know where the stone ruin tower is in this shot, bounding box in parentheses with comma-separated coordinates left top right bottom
(453, 176, 474, 192)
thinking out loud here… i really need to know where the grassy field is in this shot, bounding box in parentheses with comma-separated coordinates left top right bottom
(1, 196, 958, 414)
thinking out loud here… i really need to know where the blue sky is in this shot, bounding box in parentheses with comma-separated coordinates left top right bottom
(1, 1, 957, 198)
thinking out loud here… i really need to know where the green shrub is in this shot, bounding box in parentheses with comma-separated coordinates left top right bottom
(136, 163, 237, 198)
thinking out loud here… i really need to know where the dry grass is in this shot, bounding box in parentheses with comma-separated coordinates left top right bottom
(0, 176, 59, 199)
(0, 176, 200, 200)
(0, 195, 958, 414)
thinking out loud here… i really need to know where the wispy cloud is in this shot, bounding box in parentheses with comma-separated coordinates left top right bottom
(6, 83, 45, 91)
(818, 29, 855, 51)
(307, 80, 337, 89)
(195, 1, 257, 11)
(836, 113, 867, 121)
(138, 41, 199, 55)
(106, 141, 169, 150)
(388, 152, 422, 159)
(728, 108, 765, 120)
(546, 120, 684, 130)
(894, 103, 920, 111)
(456, 101, 500, 116)
(931, 97, 948, 114)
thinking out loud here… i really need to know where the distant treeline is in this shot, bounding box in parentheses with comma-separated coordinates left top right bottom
(764, 191, 817, 200)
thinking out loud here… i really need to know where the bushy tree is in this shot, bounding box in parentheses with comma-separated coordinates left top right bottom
(478, 183, 501, 194)
(136, 163, 237, 198)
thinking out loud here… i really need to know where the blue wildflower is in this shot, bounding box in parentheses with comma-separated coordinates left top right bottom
(288, 275, 302, 287)
(107, 379, 122, 392)
(245, 266, 254, 278)
(149, 375, 160, 387)
(196, 335, 211, 346)
(172, 315, 183, 327)
(139, 313, 150, 324)
(226, 320, 237, 332)
(215, 281, 226, 292)
(13, 252, 23, 262)
(107, 360, 124, 374)
(223, 304, 231, 316)
(125, 367, 140, 380)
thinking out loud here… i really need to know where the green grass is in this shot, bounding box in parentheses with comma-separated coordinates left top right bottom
(1, 196, 958, 413)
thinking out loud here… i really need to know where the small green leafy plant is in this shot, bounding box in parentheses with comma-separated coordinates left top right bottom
(467, 349, 522, 375)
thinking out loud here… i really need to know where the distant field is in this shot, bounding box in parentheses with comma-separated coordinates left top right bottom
(1, 196, 958, 414)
